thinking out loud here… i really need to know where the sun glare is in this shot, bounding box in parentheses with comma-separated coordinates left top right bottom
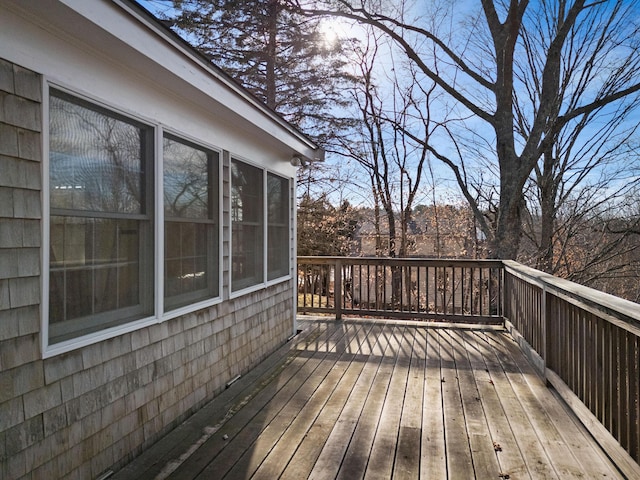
(319, 17, 347, 48)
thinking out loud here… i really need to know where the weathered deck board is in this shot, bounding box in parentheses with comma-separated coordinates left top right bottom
(462, 330, 531, 479)
(165, 319, 340, 478)
(194, 321, 363, 479)
(479, 329, 558, 479)
(279, 322, 380, 480)
(365, 326, 415, 479)
(420, 329, 446, 479)
(450, 329, 502, 480)
(112, 318, 624, 480)
(439, 329, 477, 479)
(303, 323, 387, 480)
(392, 327, 424, 480)
(334, 325, 400, 480)
(250, 322, 376, 480)
(489, 327, 622, 477)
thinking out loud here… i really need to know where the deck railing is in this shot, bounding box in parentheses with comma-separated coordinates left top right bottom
(502, 260, 640, 476)
(297, 256, 640, 476)
(297, 256, 503, 323)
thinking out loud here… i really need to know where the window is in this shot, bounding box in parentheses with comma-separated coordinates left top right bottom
(267, 173, 289, 280)
(47, 89, 292, 347)
(231, 159, 263, 291)
(163, 135, 219, 310)
(48, 90, 153, 343)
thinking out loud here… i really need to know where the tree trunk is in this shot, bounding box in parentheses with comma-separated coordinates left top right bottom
(485, 1, 523, 260)
(491, 177, 524, 259)
(265, 0, 278, 109)
(385, 203, 403, 306)
(537, 149, 557, 272)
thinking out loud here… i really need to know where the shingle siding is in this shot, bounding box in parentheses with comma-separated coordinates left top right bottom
(0, 59, 44, 480)
(0, 58, 295, 479)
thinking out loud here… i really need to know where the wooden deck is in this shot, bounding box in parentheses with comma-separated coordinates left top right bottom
(113, 317, 623, 479)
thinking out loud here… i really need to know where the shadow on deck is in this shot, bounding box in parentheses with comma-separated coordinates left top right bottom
(112, 317, 623, 479)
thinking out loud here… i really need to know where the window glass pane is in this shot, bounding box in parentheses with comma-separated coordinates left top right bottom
(163, 137, 211, 219)
(232, 161, 262, 223)
(95, 267, 118, 313)
(164, 221, 217, 309)
(165, 223, 203, 292)
(118, 263, 139, 308)
(267, 173, 289, 280)
(49, 93, 145, 214)
(163, 136, 219, 310)
(49, 216, 147, 340)
(232, 160, 263, 291)
(66, 268, 93, 319)
(49, 270, 65, 323)
(48, 90, 153, 344)
(268, 173, 288, 224)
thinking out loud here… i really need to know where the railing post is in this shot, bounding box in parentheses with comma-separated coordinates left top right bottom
(500, 264, 505, 322)
(542, 284, 547, 381)
(335, 258, 342, 320)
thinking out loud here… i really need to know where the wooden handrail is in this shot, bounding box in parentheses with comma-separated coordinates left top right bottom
(503, 261, 640, 477)
(298, 256, 503, 323)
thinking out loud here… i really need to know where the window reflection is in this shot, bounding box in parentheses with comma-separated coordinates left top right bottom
(164, 138, 210, 218)
(231, 160, 263, 291)
(49, 217, 141, 324)
(267, 173, 289, 280)
(49, 94, 144, 214)
(48, 90, 152, 344)
(163, 136, 219, 310)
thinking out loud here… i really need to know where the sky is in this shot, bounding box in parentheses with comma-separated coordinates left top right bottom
(135, 0, 640, 214)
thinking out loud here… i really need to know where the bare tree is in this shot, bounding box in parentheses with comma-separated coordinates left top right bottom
(512, 0, 640, 275)
(336, 28, 436, 259)
(522, 118, 640, 274)
(289, 0, 640, 260)
(330, 27, 445, 306)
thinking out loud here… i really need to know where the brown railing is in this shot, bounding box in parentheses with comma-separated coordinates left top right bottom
(297, 256, 503, 323)
(297, 256, 640, 477)
(503, 260, 640, 476)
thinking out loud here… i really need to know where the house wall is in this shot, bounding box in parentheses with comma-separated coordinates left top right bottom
(0, 54, 296, 480)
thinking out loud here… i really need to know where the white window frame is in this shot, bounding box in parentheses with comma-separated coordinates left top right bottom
(230, 156, 293, 298)
(159, 127, 223, 322)
(45, 85, 156, 349)
(266, 171, 291, 282)
(41, 83, 224, 357)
